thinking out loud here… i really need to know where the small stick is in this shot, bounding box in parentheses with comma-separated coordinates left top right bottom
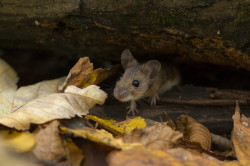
(159, 98, 250, 106)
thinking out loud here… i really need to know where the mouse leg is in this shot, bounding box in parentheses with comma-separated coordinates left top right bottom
(126, 100, 139, 116)
(150, 93, 159, 106)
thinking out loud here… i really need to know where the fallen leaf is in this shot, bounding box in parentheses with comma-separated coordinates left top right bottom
(32, 120, 66, 162)
(64, 140, 84, 166)
(1, 130, 35, 153)
(0, 136, 39, 166)
(59, 126, 141, 150)
(82, 64, 121, 88)
(176, 115, 212, 150)
(13, 77, 65, 110)
(58, 57, 120, 91)
(0, 59, 18, 117)
(122, 122, 183, 151)
(108, 147, 240, 166)
(0, 85, 107, 130)
(232, 101, 250, 166)
(85, 115, 146, 135)
(58, 57, 93, 92)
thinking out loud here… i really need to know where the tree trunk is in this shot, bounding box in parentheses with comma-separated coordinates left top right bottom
(0, 0, 250, 70)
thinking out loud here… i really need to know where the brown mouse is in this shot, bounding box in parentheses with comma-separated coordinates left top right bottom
(114, 49, 181, 116)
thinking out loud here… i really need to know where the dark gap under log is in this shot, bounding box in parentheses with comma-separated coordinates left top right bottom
(90, 85, 250, 135)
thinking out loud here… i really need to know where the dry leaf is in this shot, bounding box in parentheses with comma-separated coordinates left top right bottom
(85, 115, 146, 135)
(176, 115, 212, 150)
(122, 122, 182, 151)
(63, 141, 84, 166)
(0, 85, 107, 130)
(0, 136, 39, 166)
(33, 120, 65, 162)
(13, 77, 65, 110)
(232, 101, 250, 166)
(59, 126, 141, 150)
(108, 147, 239, 166)
(1, 130, 35, 153)
(59, 57, 120, 91)
(58, 57, 93, 92)
(82, 64, 121, 88)
(0, 59, 18, 117)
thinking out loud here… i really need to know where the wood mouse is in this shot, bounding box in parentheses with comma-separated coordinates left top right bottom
(114, 49, 181, 116)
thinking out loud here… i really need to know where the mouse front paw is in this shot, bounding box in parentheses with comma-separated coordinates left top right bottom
(126, 100, 139, 116)
(149, 94, 159, 106)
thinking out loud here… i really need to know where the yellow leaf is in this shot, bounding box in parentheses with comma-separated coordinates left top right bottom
(0, 85, 107, 130)
(82, 65, 121, 88)
(60, 126, 141, 150)
(85, 115, 146, 135)
(0, 136, 39, 166)
(1, 131, 35, 153)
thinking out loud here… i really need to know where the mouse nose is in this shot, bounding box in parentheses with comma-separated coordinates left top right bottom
(114, 88, 128, 99)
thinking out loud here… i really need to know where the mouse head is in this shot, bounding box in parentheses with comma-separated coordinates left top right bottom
(114, 49, 161, 102)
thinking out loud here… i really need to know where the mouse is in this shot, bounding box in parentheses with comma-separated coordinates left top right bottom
(113, 49, 181, 116)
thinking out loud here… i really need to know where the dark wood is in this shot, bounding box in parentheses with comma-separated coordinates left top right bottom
(89, 85, 250, 135)
(0, 0, 250, 71)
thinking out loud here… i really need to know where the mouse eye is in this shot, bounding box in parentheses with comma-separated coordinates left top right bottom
(132, 80, 139, 87)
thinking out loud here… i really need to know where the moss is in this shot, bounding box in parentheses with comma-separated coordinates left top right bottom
(233, 5, 250, 24)
(150, 8, 180, 26)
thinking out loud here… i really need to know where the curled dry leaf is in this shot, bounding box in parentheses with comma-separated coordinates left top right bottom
(58, 57, 120, 92)
(32, 120, 65, 162)
(58, 57, 93, 92)
(108, 147, 239, 166)
(176, 115, 212, 150)
(82, 64, 121, 88)
(0, 59, 18, 117)
(85, 115, 146, 135)
(59, 126, 141, 150)
(122, 122, 183, 151)
(232, 101, 250, 166)
(0, 85, 107, 130)
(1, 130, 35, 153)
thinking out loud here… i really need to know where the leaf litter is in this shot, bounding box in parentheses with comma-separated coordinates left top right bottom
(0, 58, 249, 166)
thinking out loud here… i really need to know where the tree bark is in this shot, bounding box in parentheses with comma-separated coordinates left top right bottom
(0, 0, 250, 70)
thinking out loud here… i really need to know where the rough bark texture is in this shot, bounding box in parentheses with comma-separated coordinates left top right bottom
(0, 0, 250, 70)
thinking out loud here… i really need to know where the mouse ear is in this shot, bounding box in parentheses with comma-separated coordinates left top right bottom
(141, 60, 161, 79)
(121, 49, 138, 69)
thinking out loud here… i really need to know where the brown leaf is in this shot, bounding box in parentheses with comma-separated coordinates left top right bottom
(232, 101, 250, 166)
(176, 115, 211, 150)
(122, 122, 182, 151)
(108, 147, 239, 166)
(32, 120, 66, 162)
(58, 57, 93, 92)
(82, 64, 121, 88)
(58, 57, 120, 92)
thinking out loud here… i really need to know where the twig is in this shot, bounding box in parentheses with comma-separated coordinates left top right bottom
(209, 89, 250, 100)
(159, 98, 250, 106)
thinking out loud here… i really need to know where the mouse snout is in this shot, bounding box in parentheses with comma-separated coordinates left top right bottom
(114, 88, 128, 100)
